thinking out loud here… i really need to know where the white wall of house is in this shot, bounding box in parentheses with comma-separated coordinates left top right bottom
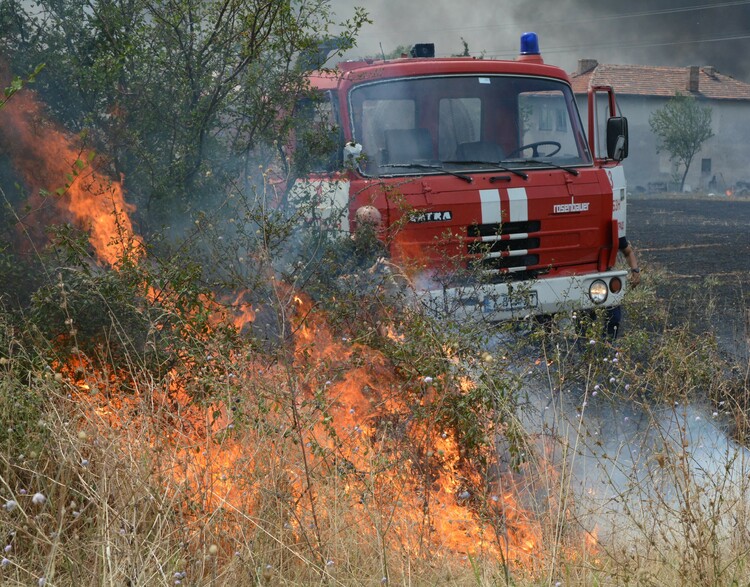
(699, 101, 750, 192)
(576, 95, 750, 193)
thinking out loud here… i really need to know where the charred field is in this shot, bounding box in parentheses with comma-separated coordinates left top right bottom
(628, 194, 750, 359)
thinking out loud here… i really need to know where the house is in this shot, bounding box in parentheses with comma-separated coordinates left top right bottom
(570, 60, 750, 194)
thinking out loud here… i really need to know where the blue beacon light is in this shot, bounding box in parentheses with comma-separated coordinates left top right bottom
(520, 32, 540, 55)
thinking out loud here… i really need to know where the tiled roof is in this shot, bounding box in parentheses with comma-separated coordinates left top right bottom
(570, 63, 750, 101)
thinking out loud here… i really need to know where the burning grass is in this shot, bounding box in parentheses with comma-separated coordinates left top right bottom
(0, 300, 541, 585)
(1, 259, 749, 586)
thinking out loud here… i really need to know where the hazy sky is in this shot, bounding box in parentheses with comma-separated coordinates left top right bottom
(330, 0, 750, 80)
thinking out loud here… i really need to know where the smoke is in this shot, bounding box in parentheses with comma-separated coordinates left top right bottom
(331, 0, 750, 80)
(517, 368, 750, 547)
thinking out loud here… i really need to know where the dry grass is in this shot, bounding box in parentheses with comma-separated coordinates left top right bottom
(0, 264, 749, 586)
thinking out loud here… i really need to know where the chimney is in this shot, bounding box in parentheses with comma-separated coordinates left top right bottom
(687, 65, 700, 92)
(577, 59, 598, 75)
(704, 66, 716, 77)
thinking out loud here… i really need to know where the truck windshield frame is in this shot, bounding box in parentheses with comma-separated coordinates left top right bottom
(347, 74, 592, 178)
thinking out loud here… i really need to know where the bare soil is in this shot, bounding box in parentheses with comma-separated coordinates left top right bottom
(627, 194, 750, 359)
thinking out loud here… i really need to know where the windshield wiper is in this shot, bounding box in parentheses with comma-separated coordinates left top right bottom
(442, 160, 528, 180)
(507, 158, 580, 176)
(380, 163, 473, 183)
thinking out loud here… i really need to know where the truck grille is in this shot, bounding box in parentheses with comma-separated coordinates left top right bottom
(467, 220, 541, 273)
(467, 220, 541, 238)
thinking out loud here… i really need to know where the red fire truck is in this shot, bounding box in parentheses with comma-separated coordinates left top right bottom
(296, 33, 629, 321)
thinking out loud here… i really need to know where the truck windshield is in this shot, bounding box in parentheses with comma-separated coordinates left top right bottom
(348, 74, 591, 177)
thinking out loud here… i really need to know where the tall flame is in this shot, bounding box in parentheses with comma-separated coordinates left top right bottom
(0, 78, 139, 265)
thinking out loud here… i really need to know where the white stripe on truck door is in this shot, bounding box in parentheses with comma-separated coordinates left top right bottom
(479, 188, 528, 224)
(507, 187, 528, 222)
(479, 189, 501, 224)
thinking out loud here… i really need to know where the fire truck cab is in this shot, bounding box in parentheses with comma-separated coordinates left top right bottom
(297, 33, 629, 321)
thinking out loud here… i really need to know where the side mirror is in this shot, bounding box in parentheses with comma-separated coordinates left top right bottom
(606, 116, 628, 161)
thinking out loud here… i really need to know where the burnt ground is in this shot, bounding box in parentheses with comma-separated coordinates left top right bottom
(627, 195, 750, 360)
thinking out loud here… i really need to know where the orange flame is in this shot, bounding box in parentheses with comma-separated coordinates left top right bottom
(289, 290, 543, 560)
(51, 278, 578, 570)
(0, 80, 140, 265)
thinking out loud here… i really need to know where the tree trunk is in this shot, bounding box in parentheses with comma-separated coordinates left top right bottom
(680, 156, 694, 192)
(680, 166, 690, 192)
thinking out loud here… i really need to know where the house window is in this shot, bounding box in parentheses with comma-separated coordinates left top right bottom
(701, 158, 711, 174)
(555, 108, 567, 132)
(439, 97, 481, 159)
(538, 105, 553, 131)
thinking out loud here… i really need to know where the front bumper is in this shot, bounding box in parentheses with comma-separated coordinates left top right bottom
(419, 270, 628, 322)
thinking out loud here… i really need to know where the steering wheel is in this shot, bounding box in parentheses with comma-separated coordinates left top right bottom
(506, 141, 562, 158)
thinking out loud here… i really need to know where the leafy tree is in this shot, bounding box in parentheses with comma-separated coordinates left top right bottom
(0, 63, 44, 110)
(649, 92, 714, 191)
(0, 0, 369, 228)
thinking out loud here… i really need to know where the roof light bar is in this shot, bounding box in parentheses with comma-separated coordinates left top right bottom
(520, 32, 540, 55)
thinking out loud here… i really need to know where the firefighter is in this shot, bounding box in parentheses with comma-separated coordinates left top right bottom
(606, 236, 641, 338)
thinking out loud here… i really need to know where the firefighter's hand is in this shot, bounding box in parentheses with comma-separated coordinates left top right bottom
(629, 269, 641, 287)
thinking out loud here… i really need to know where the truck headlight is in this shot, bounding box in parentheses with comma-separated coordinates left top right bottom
(588, 280, 608, 304)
